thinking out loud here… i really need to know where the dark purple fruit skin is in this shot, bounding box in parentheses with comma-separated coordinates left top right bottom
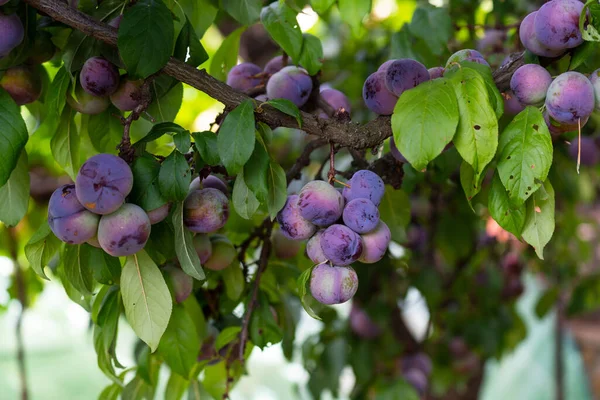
(189, 175, 229, 195)
(75, 153, 134, 215)
(384, 59, 429, 97)
(519, 11, 565, 58)
(390, 137, 407, 162)
(48, 184, 100, 244)
(569, 137, 599, 166)
(0, 13, 24, 57)
(0, 66, 42, 105)
(147, 203, 171, 224)
(359, 221, 391, 264)
(362, 71, 398, 115)
(306, 230, 327, 264)
(342, 170, 385, 206)
(403, 368, 428, 395)
(277, 195, 317, 240)
(509, 64, 552, 106)
(534, 0, 583, 51)
(110, 77, 148, 111)
(502, 91, 525, 116)
(97, 203, 151, 257)
(320, 88, 352, 115)
(79, 57, 120, 97)
(264, 55, 288, 75)
(193, 234, 212, 264)
(342, 198, 379, 234)
(163, 263, 193, 303)
(266, 66, 313, 107)
(183, 188, 229, 234)
(349, 304, 382, 339)
(428, 67, 445, 79)
(298, 180, 345, 227)
(545, 72, 595, 125)
(227, 62, 262, 92)
(320, 224, 363, 266)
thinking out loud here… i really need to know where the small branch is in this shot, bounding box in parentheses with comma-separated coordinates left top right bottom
(117, 77, 154, 163)
(285, 138, 328, 183)
(238, 221, 274, 362)
(327, 142, 336, 183)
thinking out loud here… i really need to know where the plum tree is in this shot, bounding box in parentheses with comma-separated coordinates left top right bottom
(266, 65, 313, 107)
(226, 62, 262, 92)
(383, 59, 429, 97)
(0, 13, 24, 57)
(0, 66, 42, 105)
(75, 153, 134, 214)
(97, 203, 151, 257)
(545, 72, 595, 125)
(79, 56, 120, 97)
(320, 224, 363, 266)
(183, 188, 229, 233)
(509, 64, 552, 106)
(309, 263, 358, 305)
(48, 184, 100, 244)
(297, 180, 345, 226)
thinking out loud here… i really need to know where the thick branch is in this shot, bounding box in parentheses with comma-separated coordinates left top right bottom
(24, 0, 523, 150)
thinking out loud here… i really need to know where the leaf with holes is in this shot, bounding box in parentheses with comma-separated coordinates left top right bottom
(522, 179, 555, 260)
(496, 107, 553, 206)
(460, 162, 485, 208)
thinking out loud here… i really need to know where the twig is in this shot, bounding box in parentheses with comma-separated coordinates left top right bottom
(117, 77, 155, 163)
(327, 142, 336, 183)
(7, 228, 28, 400)
(238, 221, 274, 361)
(285, 138, 327, 183)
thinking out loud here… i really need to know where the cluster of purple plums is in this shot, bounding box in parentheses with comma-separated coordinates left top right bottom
(48, 152, 231, 258)
(226, 55, 352, 118)
(277, 170, 391, 306)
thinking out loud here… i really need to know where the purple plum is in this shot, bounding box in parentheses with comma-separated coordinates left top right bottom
(384, 59, 429, 97)
(349, 303, 382, 339)
(476, 29, 506, 53)
(79, 56, 120, 97)
(264, 55, 289, 75)
(306, 230, 327, 264)
(193, 234, 213, 264)
(545, 72, 595, 125)
(358, 221, 391, 264)
(403, 368, 428, 396)
(378, 59, 396, 72)
(535, 0, 583, 50)
(204, 235, 236, 271)
(342, 170, 385, 206)
(298, 180, 345, 227)
(309, 263, 358, 305)
(502, 252, 523, 275)
(48, 184, 100, 244)
(510, 64, 552, 106)
(67, 83, 110, 115)
(266, 66, 313, 107)
(519, 12, 565, 58)
(362, 71, 398, 115)
(343, 198, 379, 234)
(401, 353, 433, 376)
(320, 88, 352, 115)
(428, 67, 445, 79)
(75, 153, 134, 215)
(183, 188, 229, 233)
(108, 14, 123, 29)
(446, 49, 489, 68)
(147, 203, 171, 224)
(0, 13, 24, 57)
(163, 263, 194, 303)
(320, 224, 363, 266)
(254, 94, 269, 102)
(110, 77, 149, 111)
(227, 62, 262, 92)
(390, 137, 407, 162)
(569, 137, 599, 166)
(277, 195, 317, 240)
(189, 175, 229, 195)
(97, 203, 151, 257)
(502, 91, 525, 116)
(543, 111, 587, 136)
(272, 229, 302, 259)
(0, 66, 42, 105)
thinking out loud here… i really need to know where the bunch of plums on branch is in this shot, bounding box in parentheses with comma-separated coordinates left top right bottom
(277, 170, 391, 306)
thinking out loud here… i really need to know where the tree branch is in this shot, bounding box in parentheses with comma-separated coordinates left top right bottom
(23, 0, 524, 151)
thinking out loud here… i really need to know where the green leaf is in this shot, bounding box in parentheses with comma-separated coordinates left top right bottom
(87, 246, 121, 286)
(391, 78, 459, 171)
(96, 286, 122, 352)
(122, 375, 153, 400)
(338, 0, 372, 36)
(182, 296, 207, 340)
(266, 161, 287, 220)
(0, 151, 29, 227)
(121, 250, 173, 352)
(131, 154, 168, 212)
(98, 383, 122, 400)
(488, 173, 526, 237)
(214, 326, 241, 351)
(118, 0, 174, 78)
(311, 0, 336, 14)
(217, 100, 256, 175)
(158, 305, 200, 379)
(447, 68, 498, 181)
(263, 99, 302, 128)
(88, 107, 123, 153)
(580, 1, 600, 42)
(172, 202, 205, 280)
(459, 162, 485, 207)
(209, 27, 245, 81)
(159, 151, 192, 201)
(192, 131, 220, 166)
(173, 131, 191, 153)
(35, 67, 71, 138)
(147, 82, 184, 123)
(522, 179, 555, 260)
(222, 0, 261, 25)
(250, 293, 283, 349)
(378, 185, 410, 242)
(136, 122, 187, 145)
(260, 2, 304, 60)
(570, 41, 598, 70)
(297, 266, 321, 320)
(409, 6, 452, 56)
(232, 169, 260, 220)
(298, 34, 323, 75)
(535, 288, 559, 318)
(461, 62, 504, 119)
(496, 107, 553, 206)
(0, 88, 28, 187)
(244, 137, 270, 202)
(174, 19, 209, 68)
(63, 244, 95, 295)
(25, 222, 61, 281)
(51, 107, 80, 180)
(222, 260, 244, 301)
(568, 274, 600, 315)
(178, 0, 217, 39)
(165, 372, 188, 400)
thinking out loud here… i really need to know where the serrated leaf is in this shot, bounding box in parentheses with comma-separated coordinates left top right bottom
(461, 62, 504, 119)
(266, 161, 287, 220)
(209, 27, 245, 81)
(522, 179, 555, 260)
(121, 250, 173, 352)
(159, 151, 192, 201)
(222, 0, 261, 25)
(391, 78, 459, 171)
(447, 68, 498, 181)
(118, 0, 174, 78)
(25, 222, 61, 280)
(497, 107, 553, 206)
(263, 99, 302, 128)
(158, 305, 200, 379)
(0, 88, 28, 187)
(338, 0, 372, 37)
(0, 151, 29, 227)
(260, 2, 303, 60)
(192, 131, 220, 165)
(172, 202, 205, 280)
(488, 172, 526, 237)
(51, 107, 80, 180)
(232, 169, 260, 219)
(297, 34, 323, 76)
(217, 100, 256, 175)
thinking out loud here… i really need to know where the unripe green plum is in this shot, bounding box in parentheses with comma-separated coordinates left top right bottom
(67, 84, 110, 115)
(272, 228, 302, 259)
(26, 31, 55, 65)
(446, 49, 489, 68)
(0, 66, 42, 105)
(110, 77, 149, 111)
(204, 235, 236, 271)
(193, 234, 212, 264)
(163, 263, 194, 304)
(147, 203, 171, 225)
